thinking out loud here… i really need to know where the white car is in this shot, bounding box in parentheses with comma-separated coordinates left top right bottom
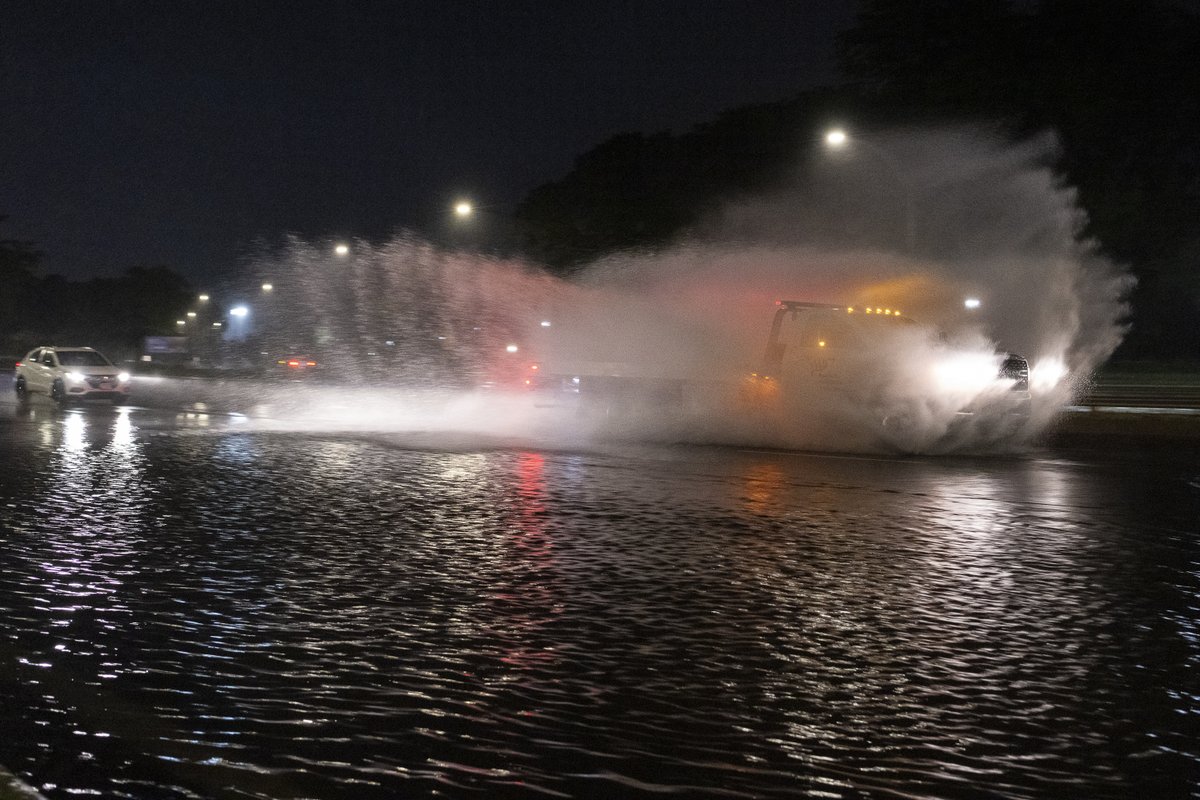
(13, 346, 131, 406)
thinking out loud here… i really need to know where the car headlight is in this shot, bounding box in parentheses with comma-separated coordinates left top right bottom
(117, 372, 131, 383)
(66, 372, 86, 383)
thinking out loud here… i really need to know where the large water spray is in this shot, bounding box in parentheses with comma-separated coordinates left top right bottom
(239, 127, 1132, 453)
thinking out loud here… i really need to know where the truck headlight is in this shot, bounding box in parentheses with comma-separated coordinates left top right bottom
(66, 372, 86, 383)
(933, 353, 1004, 395)
(1029, 358, 1066, 392)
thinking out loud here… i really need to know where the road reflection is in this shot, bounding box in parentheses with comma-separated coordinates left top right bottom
(43, 406, 149, 515)
(486, 452, 562, 673)
(739, 462, 786, 514)
(4, 405, 158, 766)
(0, 404, 1197, 798)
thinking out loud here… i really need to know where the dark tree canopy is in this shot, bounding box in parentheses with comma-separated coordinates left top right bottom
(841, 0, 1200, 261)
(0, 217, 44, 353)
(838, 0, 1200, 358)
(0, 216, 42, 282)
(1, 224, 193, 359)
(514, 96, 842, 271)
(515, 0, 1200, 360)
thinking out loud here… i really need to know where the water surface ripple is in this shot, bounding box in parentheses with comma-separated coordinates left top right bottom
(1, 416, 1198, 798)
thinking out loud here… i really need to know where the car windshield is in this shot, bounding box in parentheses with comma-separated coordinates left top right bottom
(56, 351, 112, 366)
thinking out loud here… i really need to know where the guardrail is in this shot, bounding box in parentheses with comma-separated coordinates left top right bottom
(1078, 376, 1200, 410)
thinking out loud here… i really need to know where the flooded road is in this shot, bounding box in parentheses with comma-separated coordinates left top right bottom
(0, 400, 1198, 799)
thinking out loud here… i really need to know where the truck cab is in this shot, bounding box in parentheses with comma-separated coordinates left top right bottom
(761, 301, 919, 387)
(745, 300, 1031, 442)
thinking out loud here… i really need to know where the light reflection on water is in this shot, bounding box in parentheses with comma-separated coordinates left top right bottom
(4, 407, 157, 780)
(0, 419, 1197, 798)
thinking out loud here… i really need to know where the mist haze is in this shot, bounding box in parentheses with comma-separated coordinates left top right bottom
(238, 128, 1132, 454)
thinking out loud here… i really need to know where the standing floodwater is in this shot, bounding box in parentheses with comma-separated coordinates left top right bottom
(0, 406, 1197, 798)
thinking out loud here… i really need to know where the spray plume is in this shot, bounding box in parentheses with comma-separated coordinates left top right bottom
(239, 127, 1132, 454)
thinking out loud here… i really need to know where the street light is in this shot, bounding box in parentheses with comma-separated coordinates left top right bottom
(225, 305, 251, 346)
(198, 293, 210, 302)
(822, 127, 916, 253)
(824, 128, 848, 148)
(964, 297, 982, 310)
(449, 198, 509, 254)
(261, 283, 274, 292)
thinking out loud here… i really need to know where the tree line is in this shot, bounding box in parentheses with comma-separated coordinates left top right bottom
(4, 0, 1196, 363)
(514, 0, 1200, 361)
(0, 220, 193, 362)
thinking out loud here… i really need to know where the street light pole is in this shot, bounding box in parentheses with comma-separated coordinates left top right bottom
(823, 128, 917, 254)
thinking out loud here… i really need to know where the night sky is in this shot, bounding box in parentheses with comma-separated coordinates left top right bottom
(2, 1, 856, 285)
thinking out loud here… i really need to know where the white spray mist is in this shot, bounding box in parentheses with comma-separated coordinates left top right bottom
(241, 127, 1132, 454)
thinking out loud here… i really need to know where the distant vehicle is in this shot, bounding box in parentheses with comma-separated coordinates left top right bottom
(13, 346, 131, 406)
(277, 355, 318, 370)
(273, 355, 321, 378)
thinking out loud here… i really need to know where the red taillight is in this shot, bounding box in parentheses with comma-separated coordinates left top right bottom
(14, 362, 22, 368)
(306, 360, 316, 366)
(287, 360, 300, 367)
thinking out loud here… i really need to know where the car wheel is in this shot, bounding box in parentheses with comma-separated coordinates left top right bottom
(50, 379, 69, 407)
(14, 378, 29, 404)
